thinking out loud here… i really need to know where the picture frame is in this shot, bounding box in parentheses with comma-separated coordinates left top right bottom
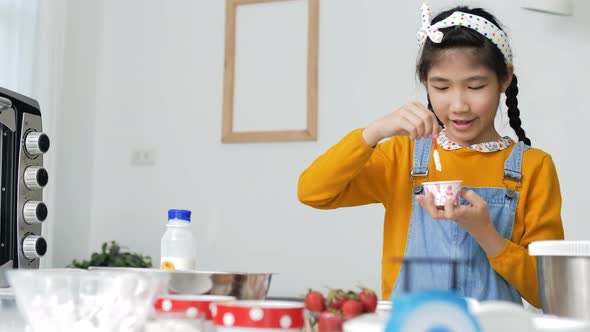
(222, 0, 319, 143)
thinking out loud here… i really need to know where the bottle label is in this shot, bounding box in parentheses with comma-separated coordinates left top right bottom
(160, 257, 196, 271)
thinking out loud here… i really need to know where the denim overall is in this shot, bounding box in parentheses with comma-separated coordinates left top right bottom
(391, 138, 528, 303)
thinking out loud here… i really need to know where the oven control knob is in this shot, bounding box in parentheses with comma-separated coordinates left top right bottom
(25, 132, 50, 155)
(23, 201, 48, 224)
(23, 166, 48, 190)
(22, 235, 47, 260)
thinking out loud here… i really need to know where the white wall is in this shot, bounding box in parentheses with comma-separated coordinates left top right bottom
(41, 0, 590, 298)
(40, 0, 102, 270)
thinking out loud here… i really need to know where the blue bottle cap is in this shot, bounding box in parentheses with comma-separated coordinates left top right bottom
(168, 209, 191, 222)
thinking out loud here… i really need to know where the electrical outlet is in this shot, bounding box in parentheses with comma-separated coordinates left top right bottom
(131, 148, 156, 166)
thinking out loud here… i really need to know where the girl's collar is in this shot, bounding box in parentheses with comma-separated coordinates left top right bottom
(436, 128, 514, 152)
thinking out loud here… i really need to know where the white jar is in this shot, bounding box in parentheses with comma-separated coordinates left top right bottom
(160, 209, 196, 270)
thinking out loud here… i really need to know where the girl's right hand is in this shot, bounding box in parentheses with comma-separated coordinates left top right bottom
(362, 102, 442, 147)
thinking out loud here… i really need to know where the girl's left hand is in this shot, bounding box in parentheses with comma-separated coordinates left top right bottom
(416, 190, 490, 231)
(416, 189, 506, 256)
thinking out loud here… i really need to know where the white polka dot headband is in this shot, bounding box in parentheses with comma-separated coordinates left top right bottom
(417, 2, 513, 64)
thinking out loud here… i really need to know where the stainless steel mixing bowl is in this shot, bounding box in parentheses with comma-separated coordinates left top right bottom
(88, 267, 273, 300)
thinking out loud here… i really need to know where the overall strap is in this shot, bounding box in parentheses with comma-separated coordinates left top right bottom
(503, 141, 530, 199)
(411, 138, 432, 194)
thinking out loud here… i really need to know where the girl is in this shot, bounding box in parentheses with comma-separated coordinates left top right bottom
(297, 3, 564, 308)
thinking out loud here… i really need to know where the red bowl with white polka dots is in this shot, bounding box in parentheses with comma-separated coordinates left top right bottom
(212, 300, 304, 331)
(154, 294, 236, 320)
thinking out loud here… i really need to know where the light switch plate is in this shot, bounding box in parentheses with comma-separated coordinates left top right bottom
(131, 148, 156, 166)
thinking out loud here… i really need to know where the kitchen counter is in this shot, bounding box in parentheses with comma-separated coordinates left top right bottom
(2, 292, 590, 332)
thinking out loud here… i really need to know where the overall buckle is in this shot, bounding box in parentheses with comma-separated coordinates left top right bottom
(410, 169, 428, 195)
(502, 176, 521, 200)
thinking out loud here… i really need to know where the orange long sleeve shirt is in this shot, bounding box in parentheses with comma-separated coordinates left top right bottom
(298, 128, 564, 307)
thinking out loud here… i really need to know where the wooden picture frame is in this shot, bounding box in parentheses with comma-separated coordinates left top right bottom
(222, 0, 318, 143)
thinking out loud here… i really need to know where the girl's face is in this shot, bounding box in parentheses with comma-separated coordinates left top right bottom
(426, 48, 512, 147)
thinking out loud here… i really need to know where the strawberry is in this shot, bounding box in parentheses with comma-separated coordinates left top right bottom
(346, 290, 360, 300)
(341, 299, 364, 319)
(359, 288, 378, 313)
(318, 310, 344, 332)
(326, 289, 347, 310)
(304, 289, 325, 313)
